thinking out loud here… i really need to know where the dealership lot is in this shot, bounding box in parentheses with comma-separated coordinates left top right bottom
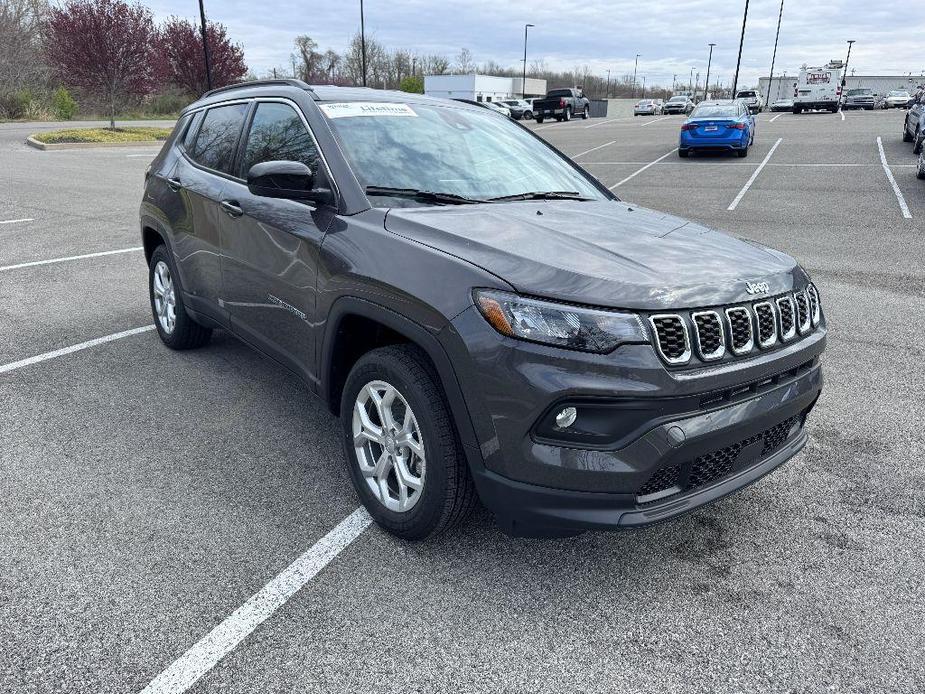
(2, 109, 924, 693)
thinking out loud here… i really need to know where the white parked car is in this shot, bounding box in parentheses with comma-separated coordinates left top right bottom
(735, 90, 764, 113)
(883, 91, 912, 109)
(483, 101, 512, 118)
(634, 99, 663, 116)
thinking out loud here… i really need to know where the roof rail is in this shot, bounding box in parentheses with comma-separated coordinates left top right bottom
(202, 78, 313, 99)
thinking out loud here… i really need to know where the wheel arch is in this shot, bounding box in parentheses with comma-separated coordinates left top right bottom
(320, 297, 482, 459)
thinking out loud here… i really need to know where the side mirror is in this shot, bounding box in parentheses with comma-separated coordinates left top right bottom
(246, 160, 334, 206)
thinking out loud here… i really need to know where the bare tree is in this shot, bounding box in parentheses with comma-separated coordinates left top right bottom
(293, 35, 324, 82)
(454, 48, 474, 74)
(0, 0, 49, 92)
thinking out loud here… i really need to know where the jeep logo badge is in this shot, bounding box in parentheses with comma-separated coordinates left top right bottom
(745, 281, 770, 295)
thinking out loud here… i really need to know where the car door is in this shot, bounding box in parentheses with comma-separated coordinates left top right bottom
(218, 99, 337, 385)
(171, 102, 249, 314)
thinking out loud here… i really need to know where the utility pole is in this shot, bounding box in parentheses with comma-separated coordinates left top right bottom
(704, 43, 716, 102)
(197, 0, 213, 92)
(412, 56, 416, 77)
(731, 0, 750, 95)
(672, 73, 677, 92)
(841, 40, 855, 96)
(632, 53, 640, 97)
(641, 75, 646, 98)
(689, 66, 694, 92)
(764, 0, 784, 111)
(360, 0, 367, 87)
(606, 69, 611, 98)
(522, 23, 535, 99)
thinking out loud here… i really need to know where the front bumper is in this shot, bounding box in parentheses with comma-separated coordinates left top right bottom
(445, 305, 826, 536)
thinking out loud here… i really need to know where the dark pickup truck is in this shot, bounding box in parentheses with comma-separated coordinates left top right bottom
(532, 88, 590, 123)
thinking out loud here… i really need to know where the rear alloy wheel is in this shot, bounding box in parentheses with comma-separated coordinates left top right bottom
(148, 245, 211, 350)
(341, 345, 477, 540)
(563, 106, 572, 121)
(582, 106, 590, 119)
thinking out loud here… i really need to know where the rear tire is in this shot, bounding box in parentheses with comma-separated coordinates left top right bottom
(581, 106, 590, 119)
(678, 148, 690, 158)
(903, 118, 914, 142)
(563, 106, 572, 122)
(737, 146, 749, 158)
(340, 345, 477, 540)
(148, 245, 212, 350)
(792, 106, 802, 114)
(914, 132, 923, 155)
(535, 116, 544, 123)
(917, 151, 925, 180)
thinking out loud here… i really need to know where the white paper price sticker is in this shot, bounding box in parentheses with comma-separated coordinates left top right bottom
(319, 102, 418, 119)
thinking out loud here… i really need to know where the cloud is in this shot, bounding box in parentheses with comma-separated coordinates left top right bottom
(147, 0, 925, 87)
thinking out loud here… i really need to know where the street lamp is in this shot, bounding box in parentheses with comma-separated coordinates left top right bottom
(632, 53, 640, 97)
(689, 66, 694, 92)
(605, 68, 611, 98)
(703, 43, 716, 102)
(641, 75, 646, 98)
(842, 40, 856, 94)
(764, 0, 784, 111)
(360, 0, 367, 87)
(197, 0, 213, 92)
(731, 0, 750, 96)
(522, 23, 535, 99)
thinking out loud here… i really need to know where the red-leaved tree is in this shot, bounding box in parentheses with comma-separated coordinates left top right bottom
(44, 0, 160, 128)
(159, 17, 247, 97)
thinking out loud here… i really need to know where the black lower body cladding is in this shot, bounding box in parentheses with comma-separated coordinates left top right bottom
(446, 305, 826, 536)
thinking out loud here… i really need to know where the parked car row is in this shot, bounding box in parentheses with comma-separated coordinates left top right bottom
(900, 90, 925, 178)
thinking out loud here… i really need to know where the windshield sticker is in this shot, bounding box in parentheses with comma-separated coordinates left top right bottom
(320, 102, 417, 118)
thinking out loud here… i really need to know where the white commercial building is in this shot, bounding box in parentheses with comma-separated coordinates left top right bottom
(424, 74, 547, 102)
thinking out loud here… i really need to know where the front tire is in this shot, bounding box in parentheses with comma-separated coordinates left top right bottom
(535, 116, 544, 123)
(148, 245, 211, 350)
(914, 131, 924, 155)
(563, 106, 572, 121)
(341, 345, 477, 540)
(903, 118, 914, 142)
(581, 106, 590, 119)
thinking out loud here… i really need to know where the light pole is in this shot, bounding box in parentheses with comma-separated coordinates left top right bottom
(731, 0, 750, 96)
(764, 0, 784, 111)
(522, 23, 535, 99)
(606, 69, 611, 98)
(689, 66, 694, 92)
(632, 53, 640, 97)
(842, 40, 856, 96)
(360, 0, 367, 87)
(704, 43, 716, 102)
(197, 0, 213, 92)
(641, 75, 646, 98)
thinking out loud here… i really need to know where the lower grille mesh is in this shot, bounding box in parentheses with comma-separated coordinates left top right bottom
(636, 415, 801, 503)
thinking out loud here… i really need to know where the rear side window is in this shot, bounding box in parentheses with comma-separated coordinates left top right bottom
(182, 111, 204, 150)
(190, 103, 248, 174)
(239, 102, 320, 175)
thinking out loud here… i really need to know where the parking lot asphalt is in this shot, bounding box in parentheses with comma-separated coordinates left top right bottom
(2, 111, 923, 693)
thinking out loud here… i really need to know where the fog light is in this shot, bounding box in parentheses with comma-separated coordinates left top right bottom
(555, 406, 578, 429)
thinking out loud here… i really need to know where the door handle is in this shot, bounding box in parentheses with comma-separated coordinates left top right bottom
(166, 177, 183, 192)
(220, 199, 243, 218)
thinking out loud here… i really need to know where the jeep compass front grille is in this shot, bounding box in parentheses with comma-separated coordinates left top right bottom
(647, 287, 822, 367)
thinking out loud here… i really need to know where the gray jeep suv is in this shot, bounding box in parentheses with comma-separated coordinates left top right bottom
(140, 80, 826, 539)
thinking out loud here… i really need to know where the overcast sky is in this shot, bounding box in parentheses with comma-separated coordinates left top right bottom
(147, 0, 924, 87)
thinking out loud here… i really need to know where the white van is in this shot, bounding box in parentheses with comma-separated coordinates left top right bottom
(793, 61, 844, 113)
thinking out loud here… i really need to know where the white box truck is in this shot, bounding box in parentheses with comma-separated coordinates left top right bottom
(792, 61, 844, 113)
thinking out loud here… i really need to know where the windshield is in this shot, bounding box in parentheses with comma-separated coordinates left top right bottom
(547, 89, 572, 98)
(736, 91, 756, 98)
(847, 89, 872, 95)
(668, 96, 687, 102)
(322, 101, 605, 205)
(691, 104, 738, 118)
(888, 91, 909, 97)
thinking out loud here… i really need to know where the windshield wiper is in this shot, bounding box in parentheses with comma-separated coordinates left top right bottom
(486, 191, 592, 202)
(364, 186, 484, 205)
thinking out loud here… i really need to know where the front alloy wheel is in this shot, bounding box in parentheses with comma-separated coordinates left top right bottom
(352, 380, 425, 513)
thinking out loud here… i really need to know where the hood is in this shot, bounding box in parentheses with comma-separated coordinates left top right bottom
(383, 200, 806, 310)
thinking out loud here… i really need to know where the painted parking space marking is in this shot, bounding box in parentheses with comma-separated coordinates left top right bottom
(572, 140, 617, 159)
(584, 116, 634, 128)
(0, 326, 155, 375)
(639, 115, 671, 127)
(876, 136, 912, 219)
(0, 218, 34, 225)
(0, 246, 143, 272)
(769, 113, 784, 123)
(608, 149, 678, 189)
(138, 507, 372, 694)
(727, 137, 783, 211)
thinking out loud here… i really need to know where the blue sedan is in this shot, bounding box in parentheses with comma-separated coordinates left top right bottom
(679, 100, 755, 158)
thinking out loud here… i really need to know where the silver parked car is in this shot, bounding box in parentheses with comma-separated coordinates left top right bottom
(633, 99, 662, 116)
(842, 88, 878, 110)
(662, 95, 695, 115)
(770, 98, 794, 112)
(883, 90, 912, 109)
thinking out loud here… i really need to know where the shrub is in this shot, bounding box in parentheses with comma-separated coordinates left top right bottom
(399, 75, 424, 94)
(52, 87, 78, 120)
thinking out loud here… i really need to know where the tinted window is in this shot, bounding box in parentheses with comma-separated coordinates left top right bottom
(240, 102, 320, 176)
(692, 104, 738, 118)
(547, 89, 572, 98)
(190, 103, 248, 174)
(182, 111, 204, 150)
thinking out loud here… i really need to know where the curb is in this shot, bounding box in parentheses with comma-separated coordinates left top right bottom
(26, 136, 165, 150)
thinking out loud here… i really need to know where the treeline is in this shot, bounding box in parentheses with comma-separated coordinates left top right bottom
(0, 0, 246, 123)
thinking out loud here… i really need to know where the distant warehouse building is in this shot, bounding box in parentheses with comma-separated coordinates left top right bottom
(424, 74, 547, 102)
(759, 74, 923, 102)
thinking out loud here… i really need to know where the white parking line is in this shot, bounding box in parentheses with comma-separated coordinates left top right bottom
(126, 153, 154, 158)
(640, 115, 671, 127)
(584, 116, 629, 128)
(609, 149, 678, 189)
(0, 246, 143, 272)
(572, 140, 617, 159)
(139, 507, 372, 694)
(0, 218, 34, 225)
(727, 138, 783, 211)
(0, 326, 154, 375)
(876, 136, 912, 219)
(769, 113, 783, 123)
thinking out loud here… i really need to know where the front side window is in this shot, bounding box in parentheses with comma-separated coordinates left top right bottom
(240, 102, 320, 176)
(190, 103, 248, 174)
(322, 101, 605, 205)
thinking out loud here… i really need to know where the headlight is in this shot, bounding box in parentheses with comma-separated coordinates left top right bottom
(474, 289, 647, 353)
